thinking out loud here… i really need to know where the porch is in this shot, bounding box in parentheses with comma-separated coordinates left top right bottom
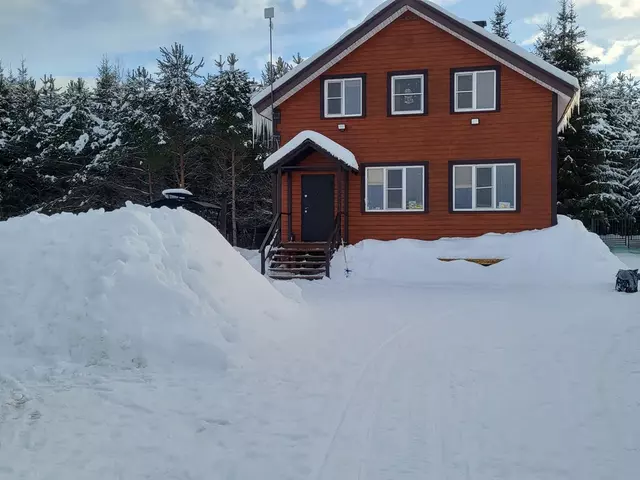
(259, 131, 359, 280)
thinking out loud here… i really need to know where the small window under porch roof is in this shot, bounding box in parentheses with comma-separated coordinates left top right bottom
(263, 130, 359, 172)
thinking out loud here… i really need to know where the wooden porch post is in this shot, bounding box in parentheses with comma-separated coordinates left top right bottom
(287, 171, 292, 241)
(344, 169, 349, 245)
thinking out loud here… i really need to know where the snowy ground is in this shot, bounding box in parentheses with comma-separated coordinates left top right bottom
(1, 211, 639, 479)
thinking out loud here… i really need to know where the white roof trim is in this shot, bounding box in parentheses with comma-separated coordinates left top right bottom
(251, 0, 580, 129)
(263, 130, 358, 171)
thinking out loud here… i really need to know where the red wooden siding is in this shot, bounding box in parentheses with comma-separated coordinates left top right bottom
(277, 12, 553, 243)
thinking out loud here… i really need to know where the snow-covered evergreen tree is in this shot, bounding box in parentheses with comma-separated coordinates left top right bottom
(0, 62, 43, 217)
(621, 76, 640, 215)
(208, 54, 269, 245)
(490, 1, 511, 40)
(93, 57, 121, 123)
(261, 56, 292, 86)
(534, 0, 605, 220)
(115, 66, 166, 203)
(154, 43, 203, 188)
(588, 72, 632, 216)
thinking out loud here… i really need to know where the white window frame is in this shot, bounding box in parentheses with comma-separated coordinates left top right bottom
(324, 77, 363, 118)
(454, 70, 497, 112)
(391, 73, 424, 115)
(365, 165, 425, 212)
(452, 163, 517, 212)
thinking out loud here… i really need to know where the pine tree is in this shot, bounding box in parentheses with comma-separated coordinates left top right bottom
(1, 61, 44, 217)
(261, 56, 292, 86)
(207, 54, 268, 245)
(93, 56, 121, 123)
(292, 52, 304, 65)
(0, 63, 9, 152)
(588, 72, 632, 216)
(533, 0, 605, 220)
(37, 78, 101, 212)
(116, 66, 166, 203)
(534, 20, 558, 63)
(154, 43, 204, 188)
(621, 76, 640, 215)
(490, 1, 511, 40)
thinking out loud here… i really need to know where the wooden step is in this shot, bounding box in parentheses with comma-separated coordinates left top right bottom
(271, 254, 325, 262)
(269, 267, 325, 274)
(268, 272, 325, 280)
(281, 242, 325, 249)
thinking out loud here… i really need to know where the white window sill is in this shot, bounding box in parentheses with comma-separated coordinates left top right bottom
(452, 208, 517, 212)
(454, 108, 497, 113)
(391, 110, 424, 116)
(365, 209, 426, 213)
(324, 113, 363, 118)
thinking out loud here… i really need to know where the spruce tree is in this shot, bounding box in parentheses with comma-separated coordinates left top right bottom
(2, 61, 43, 216)
(93, 56, 121, 123)
(117, 66, 166, 203)
(154, 43, 204, 188)
(533, 0, 604, 221)
(588, 72, 631, 216)
(292, 52, 304, 65)
(261, 56, 292, 86)
(490, 1, 511, 40)
(209, 54, 267, 245)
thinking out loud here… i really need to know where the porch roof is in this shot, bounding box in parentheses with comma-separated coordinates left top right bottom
(263, 130, 359, 173)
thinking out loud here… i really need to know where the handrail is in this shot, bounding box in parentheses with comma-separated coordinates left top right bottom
(260, 212, 283, 275)
(324, 212, 344, 279)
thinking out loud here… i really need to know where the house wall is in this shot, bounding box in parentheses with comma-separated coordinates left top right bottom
(277, 11, 554, 243)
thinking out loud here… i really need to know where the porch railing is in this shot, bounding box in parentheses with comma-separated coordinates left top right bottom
(324, 212, 344, 279)
(259, 212, 283, 275)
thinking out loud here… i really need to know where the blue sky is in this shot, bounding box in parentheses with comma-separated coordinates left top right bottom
(0, 0, 639, 88)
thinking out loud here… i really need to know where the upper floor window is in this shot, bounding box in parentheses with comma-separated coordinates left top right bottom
(452, 67, 499, 113)
(389, 70, 427, 116)
(323, 76, 364, 118)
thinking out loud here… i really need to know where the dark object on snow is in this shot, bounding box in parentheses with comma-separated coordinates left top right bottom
(149, 191, 222, 232)
(616, 269, 639, 293)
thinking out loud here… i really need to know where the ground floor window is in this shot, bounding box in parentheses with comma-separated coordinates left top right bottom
(365, 165, 425, 212)
(452, 162, 517, 211)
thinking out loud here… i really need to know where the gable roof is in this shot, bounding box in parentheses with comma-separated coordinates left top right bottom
(252, 0, 580, 133)
(263, 130, 358, 172)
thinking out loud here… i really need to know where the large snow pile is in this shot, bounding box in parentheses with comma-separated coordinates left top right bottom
(0, 204, 295, 375)
(333, 216, 625, 285)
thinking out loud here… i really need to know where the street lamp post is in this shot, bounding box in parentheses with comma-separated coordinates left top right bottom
(264, 7, 275, 149)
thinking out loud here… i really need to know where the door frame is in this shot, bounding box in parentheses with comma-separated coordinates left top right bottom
(301, 174, 335, 242)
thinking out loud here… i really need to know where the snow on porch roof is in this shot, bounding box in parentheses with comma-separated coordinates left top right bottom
(263, 130, 359, 172)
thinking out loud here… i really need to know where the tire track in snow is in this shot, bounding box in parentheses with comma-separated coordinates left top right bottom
(311, 310, 457, 480)
(310, 319, 417, 480)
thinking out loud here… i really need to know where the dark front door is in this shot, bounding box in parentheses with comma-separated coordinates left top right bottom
(302, 174, 335, 242)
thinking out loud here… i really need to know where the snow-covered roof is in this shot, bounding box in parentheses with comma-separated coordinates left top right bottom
(263, 130, 358, 171)
(252, 0, 580, 133)
(162, 188, 193, 198)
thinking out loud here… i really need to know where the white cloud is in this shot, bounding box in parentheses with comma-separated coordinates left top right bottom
(524, 12, 551, 25)
(575, 0, 640, 18)
(584, 39, 640, 64)
(0, 0, 296, 80)
(521, 32, 542, 46)
(292, 0, 307, 9)
(626, 45, 640, 76)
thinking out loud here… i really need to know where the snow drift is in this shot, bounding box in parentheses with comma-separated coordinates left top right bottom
(333, 216, 625, 286)
(0, 204, 296, 375)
